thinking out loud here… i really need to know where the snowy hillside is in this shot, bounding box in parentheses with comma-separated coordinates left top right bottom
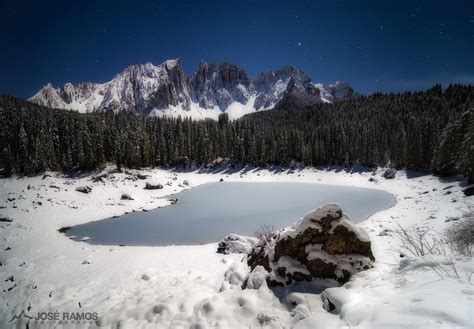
(29, 60, 354, 120)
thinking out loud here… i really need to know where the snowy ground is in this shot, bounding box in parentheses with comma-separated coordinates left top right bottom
(0, 166, 472, 328)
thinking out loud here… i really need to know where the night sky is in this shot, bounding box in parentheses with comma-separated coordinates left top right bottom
(1, 0, 473, 99)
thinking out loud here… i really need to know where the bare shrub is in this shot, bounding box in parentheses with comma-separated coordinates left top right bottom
(394, 224, 459, 278)
(394, 220, 474, 280)
(394, 223, 444, 257)
(445, 212, 473, 257)
(254, 224, 276, 245)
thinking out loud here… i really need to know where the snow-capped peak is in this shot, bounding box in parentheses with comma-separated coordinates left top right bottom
(29, 60, 355, 119)
(164, 58, 180, 69)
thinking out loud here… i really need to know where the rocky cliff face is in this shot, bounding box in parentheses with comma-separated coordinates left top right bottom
(30, 59, 355, 120)
(187, 61, 252, 111)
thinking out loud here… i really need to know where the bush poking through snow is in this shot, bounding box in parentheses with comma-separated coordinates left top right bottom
(394, 223, 443, 257)
(253, 224, 276, 245)
(445, 211, 473, 257)
(394, 221, 472, 280)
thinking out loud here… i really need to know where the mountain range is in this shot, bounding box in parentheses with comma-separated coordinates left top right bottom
(29, 59, 355, 120)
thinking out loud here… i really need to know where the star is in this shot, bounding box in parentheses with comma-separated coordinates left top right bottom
(298, 42, 302, 46)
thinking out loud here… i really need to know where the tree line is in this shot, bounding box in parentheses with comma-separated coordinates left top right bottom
(0, 84, 472, 182)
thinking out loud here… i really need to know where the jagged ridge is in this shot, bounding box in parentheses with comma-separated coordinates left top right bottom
(29, 59, 354, 120)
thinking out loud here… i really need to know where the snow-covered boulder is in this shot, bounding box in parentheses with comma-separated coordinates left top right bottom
(464, 186, 474, 196)
(75, 186, 92, 194)
(217, 234, 259, 254)
(245, 265, 268, 289)
(144, 182, 163, 190)
(382, 168, 396, 179)
(121, 193, 134, 200)
(136, 173, 148, 180)
(246, 204, 374, 287)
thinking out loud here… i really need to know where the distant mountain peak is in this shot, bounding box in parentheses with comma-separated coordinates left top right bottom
(29, 59, 355, 120)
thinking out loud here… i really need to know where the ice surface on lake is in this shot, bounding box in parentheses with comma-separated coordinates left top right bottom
(66, 182, 395, 246)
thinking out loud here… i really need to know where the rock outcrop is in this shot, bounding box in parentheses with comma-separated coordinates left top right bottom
(245, 204, 374, 288)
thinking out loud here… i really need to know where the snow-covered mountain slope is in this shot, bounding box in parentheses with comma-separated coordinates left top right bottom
(29, 59, 355, 120)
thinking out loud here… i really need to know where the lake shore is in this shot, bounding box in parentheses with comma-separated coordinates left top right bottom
(0, 166, 472, 328)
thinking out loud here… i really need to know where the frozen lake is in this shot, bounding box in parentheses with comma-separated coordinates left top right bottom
(65, 182, 395, 246)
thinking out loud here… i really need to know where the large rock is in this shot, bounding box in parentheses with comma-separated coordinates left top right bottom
(136, 173, 148, 180)
(144, 182, 163, 190)
(463, 186, 474, 197)
(75, 186, 92, 194)
(382, 168, 396, 179)
(246, 204, 374, 287)
(121, 193, 134, 200)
